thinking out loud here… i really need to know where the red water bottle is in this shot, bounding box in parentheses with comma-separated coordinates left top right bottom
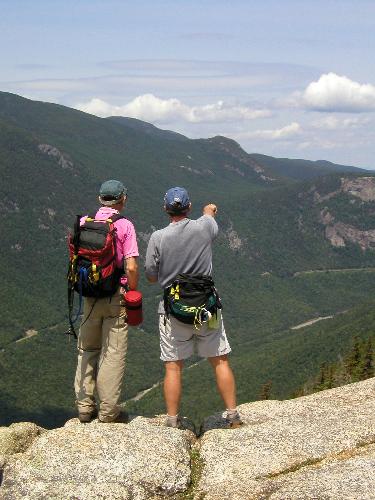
(124, 290, 143, 326)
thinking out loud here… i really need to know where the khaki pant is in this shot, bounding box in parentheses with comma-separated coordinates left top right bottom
(74, 290, 128, 422)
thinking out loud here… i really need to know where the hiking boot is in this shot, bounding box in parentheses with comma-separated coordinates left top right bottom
(166, 415, 180, 429)
(99, 411, 129, 424)
(166, 416, 191, 431)
(227, 419, 244, 429)
(225, 410, 243, 429)
(78, 408, 98, 423)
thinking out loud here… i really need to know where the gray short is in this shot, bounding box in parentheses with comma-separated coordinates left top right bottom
(159, 310, 231, 362)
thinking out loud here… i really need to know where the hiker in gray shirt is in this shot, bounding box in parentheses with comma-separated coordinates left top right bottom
(145, 186, 242, 429)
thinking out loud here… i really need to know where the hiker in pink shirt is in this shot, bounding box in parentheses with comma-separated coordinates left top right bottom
(80, 206, 138, 285)
(74, 180, 139, 423)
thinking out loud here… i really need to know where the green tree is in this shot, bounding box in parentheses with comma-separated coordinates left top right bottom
(313, 362, 328, 391)
(326, 365, 335, 389)
(360, 338, 373, 379)
(259, 380, 272, 400)
(344, 337, 361, 380)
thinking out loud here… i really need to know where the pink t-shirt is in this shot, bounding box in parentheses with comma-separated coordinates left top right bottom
(81, 207, 139, 281)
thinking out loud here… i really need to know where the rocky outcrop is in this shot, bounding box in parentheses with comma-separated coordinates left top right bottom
(38, 144, 74, 170)
(341, 177, 375, 202)
(325, 222, 375, 250)
(177, 165, 214, 176)
(225, 221, 245, 251)
(223, 163, 245, 177)
(0, 422, 44, 487)
(311, 176, 375, 249)
(1, 378, 374, 499)
(198, 378, 375, 499)
(313, 176, 375, 205)
(0, 198, 20, 214)
(320, 208, 375, 250)
(0, 422, 44, 459)
(0, 416, 195, 499)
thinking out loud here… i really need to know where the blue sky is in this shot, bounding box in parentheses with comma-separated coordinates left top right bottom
(1, 0, 375, 167)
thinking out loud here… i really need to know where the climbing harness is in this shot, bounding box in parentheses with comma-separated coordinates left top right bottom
(164, 274, 222, 329)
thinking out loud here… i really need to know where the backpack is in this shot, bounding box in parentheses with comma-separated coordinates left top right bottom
(163, 273, 222, 328)
(66, 213, 124, 337)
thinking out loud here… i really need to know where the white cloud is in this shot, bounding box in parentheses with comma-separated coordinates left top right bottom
(233, 122, 301, 141)
(311, 115, 370, 130)
(75, 94, 271, 123)
(296, 139, 339, 151)
(302, 73, 375, 112)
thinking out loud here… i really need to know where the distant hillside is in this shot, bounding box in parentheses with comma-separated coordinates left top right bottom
(1, 90, 375, 428)
(250, 153, 367, 180)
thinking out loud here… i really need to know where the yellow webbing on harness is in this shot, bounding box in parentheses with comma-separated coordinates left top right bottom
(68, 254, 78, 284)
(193, 306, 205, 330)
(89, 263, 100, 283)
(169, 284, 204, 330)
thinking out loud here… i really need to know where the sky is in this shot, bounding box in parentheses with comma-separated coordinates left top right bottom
(1, 0, 375, 168)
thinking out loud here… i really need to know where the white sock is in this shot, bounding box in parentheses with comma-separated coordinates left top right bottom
(167, 414, 179, 426)
(226, 408, 240, 420)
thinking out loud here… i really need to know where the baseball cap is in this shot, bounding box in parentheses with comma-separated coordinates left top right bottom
(164, 187, 191, 213)
(99, 180, 127, 206)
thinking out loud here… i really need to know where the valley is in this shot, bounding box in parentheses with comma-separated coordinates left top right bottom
(0, 91, 375, 428)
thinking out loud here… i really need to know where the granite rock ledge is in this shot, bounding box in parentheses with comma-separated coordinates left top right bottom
(0, 378, 374, 499)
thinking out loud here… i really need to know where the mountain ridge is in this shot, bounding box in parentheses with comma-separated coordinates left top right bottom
(1, 90, 375, 428)
(0, 91, 370, 181)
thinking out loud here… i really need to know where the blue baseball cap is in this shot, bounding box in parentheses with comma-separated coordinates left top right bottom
(99, 180, 127, 205)
(164, 187, 190, 212)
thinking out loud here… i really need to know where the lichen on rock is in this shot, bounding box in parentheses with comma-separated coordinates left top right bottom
(0, 422, 44, 459)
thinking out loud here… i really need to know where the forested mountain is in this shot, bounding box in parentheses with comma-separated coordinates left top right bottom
(1, 91, 375, 427)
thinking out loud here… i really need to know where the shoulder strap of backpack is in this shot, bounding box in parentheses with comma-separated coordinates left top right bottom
(81, 213, 125, 224)
(67, 214, 82, 339)
(107, 214, 125, 223)
(83, 213, 97, 223)
(72, 214, 82, 254)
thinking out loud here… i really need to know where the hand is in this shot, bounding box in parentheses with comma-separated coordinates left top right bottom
(203, 204, 218, 216)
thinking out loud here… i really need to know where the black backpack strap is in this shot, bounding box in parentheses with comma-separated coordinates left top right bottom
(163, 286, 171, 326)
(72, 214, 82, 254)
(80, 213, 97, 225)
(108, 214, 125, 223)
(66, 214, 82, 339)
(163, 285, 172, 318)
(66, 285, 78, 339)
(83, 213, 125, 224)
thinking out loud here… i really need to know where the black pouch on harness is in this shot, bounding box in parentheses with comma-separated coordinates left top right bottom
(163, 273, 222, 327)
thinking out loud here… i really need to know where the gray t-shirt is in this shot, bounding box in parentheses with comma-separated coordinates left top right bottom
(145, 215, 218, 309)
